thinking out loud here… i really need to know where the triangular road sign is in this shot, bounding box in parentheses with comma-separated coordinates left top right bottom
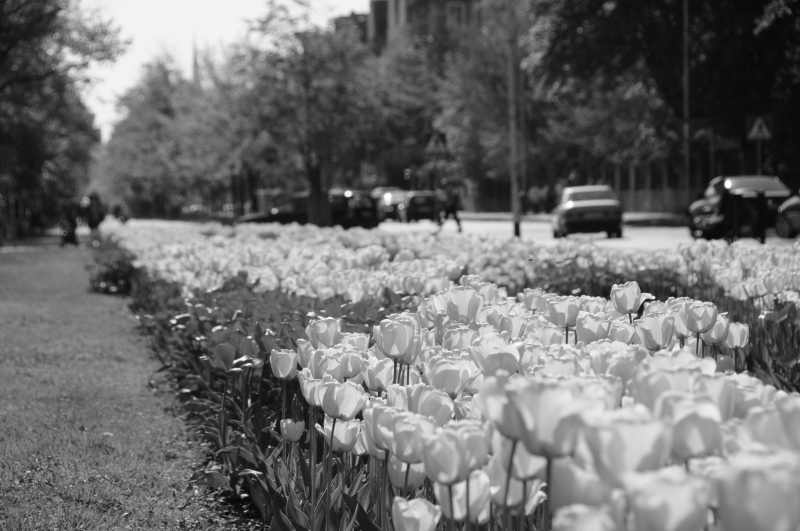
(747, 117, 772, 141)
(425, 133, 449, 157)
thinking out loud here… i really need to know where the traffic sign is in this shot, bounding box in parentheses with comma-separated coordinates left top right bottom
(747, 116, 772, 141)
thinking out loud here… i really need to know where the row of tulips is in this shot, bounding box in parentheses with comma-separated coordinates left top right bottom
(256, 276, 800, 531)
(102, 221, 800, 530)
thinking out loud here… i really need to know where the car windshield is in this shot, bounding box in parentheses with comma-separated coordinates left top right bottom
(726, 177, 788, 194)
(566, 189, 615, 202)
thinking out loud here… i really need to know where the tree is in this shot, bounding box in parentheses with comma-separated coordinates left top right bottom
(0, 0, 125, 230)
(539, 0, 800, 186)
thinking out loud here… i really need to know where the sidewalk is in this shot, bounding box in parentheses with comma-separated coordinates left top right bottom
(459, 211, 687, 227)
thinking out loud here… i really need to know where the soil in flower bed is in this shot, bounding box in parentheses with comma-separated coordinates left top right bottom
(0, 246, 260, 530)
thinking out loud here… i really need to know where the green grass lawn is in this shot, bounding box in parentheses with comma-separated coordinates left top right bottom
(0, 246, 258, 530)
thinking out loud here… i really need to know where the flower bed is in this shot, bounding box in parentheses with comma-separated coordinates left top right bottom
(102, 220, 800, 531)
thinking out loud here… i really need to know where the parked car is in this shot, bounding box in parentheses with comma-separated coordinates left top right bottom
(236, 189, 379, 229)
(398, 191, 440, 222)
(551, 185, 623, 238)
(372, 187, 410, 221)
(687, 175, 791, 240)
(775, 195, 800, 238)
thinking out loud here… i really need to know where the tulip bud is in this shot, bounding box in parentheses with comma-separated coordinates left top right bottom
(433, 470, 491, 522)
(392, 412, 436, 463)
(388, 453, 427, 491)
(373, 315, 421, 361)
(610, 281, 651, 315)
(423, 428, 470, 484)
(684, 301, 718, 334)
(280, 419, 305, 442)
(361, 357, 393, 394)
(296, 338, 314, 368)
(548, 296, 581, 329)
(654, 393, 723, 462)
(426, 356, 473, 398)
(442, 325, 478, 350)
(360, 408, 387, 459)
(320, 380, 367, 421)
(607, 321, 635, 344)
(269, 348, 298, 380)
(634, 313, 675, 351)
(316, 416, 360, 453)
(432, 286, 485, 325)
(700, 313, 730, 346)
(724, 322, 749, 350)
(407, 383, 454, 426)
(392, 497, 441, 531)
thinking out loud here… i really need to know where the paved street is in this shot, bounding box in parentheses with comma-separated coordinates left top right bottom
(377, 218, 796, 252)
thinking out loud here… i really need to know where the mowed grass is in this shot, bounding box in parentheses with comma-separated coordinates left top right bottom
(0, 247, 254, 530)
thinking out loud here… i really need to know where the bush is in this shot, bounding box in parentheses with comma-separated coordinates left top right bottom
(87, 236, 138, 295)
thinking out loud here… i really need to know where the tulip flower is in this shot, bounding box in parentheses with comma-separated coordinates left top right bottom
(433, 470, 492, 522)
(340, 332, 369, 352)
(373, 314, 421, 362)
(684, 301, 718, 334)
(500, 313, 528, 340)
(654, 392, 723, 462)
(425, 356, 473, 398)
(361, 357, 393, 393)
(724, 321, 749, 350)
(575, 312, 611, 344)
(582, 407, 672, 488)
(694, 373, 737, 422)
(552, 504, 620, 531)
(407, 383, 455, 426)
(280, 419, 305, 442)
(468, 332, 520, 375)
(717, 451, 800, 531)
(548, 296, 581, 331)
(359, 408, 386, 459)
(320, 380, 367, 421)
(269, 349, 297, 380)
(507, 379, 601, 458)
(431, 286, 485, 325)
(298, 369, 331, 408)
(631, 367, 699, 411)
(634, 313, 675, 351)
(743, 405, 792, 450)
(392, 497, 441, 531)
(340, 349, 363, 380)
(624, 467, 711, 531)
(476, 373, 526, 441)
(423, 428, 470, 484)
(295, 338, 314, 368)
(610, 281, 652, 319)
(607, 321, 635, 344)
(442, 325, 478, 350)
(776, 393, 800, 451)
(491, 429, 547, 480)
(580, 295, 608, 315)
(392, 412, 436, 463)
(667, 308, 692, 345)
(700, 313, 730, 347)
(305, 317, 342, 349)
(388, 454, 427, 492)
(307, 348, 344, 381)
(449, 420, 490, 470)
(316, 416, 360, 452)
(386, 384, 409, 410)
(549, 457, 614, 511)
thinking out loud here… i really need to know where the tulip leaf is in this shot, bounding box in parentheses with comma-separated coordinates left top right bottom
(286, 488, 311, 531)
(342, 493, 380, 531)
(271, 511, 296, 531)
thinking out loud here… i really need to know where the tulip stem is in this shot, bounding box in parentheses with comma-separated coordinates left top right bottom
(628, 313, 632, 325)
(403, 462, 410, 495)
(309, 407, 318, 531)
(696, 333, 701, 357)
(281, 380, 287, 422)
(393, 360, 398, 385)
(448, 484, 456, 531)
(381, 455, 390, 531)
(220, 372, 230, 449)
(545, 458, 553, 531)
(466, 475, 472, 531)
(504, 440, 518, 531)
(325, 418, 337, 531)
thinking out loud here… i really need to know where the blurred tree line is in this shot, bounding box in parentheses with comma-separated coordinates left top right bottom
(0, 0, 125, 238)
(8, 0, 794, 227)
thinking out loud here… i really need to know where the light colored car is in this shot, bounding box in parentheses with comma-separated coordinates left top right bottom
(551, 185, 623, 238)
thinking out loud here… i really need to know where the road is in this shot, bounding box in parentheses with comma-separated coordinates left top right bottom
(376, 219, 795, 252)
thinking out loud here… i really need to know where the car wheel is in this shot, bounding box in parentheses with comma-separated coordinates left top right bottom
(776, 213, 796, 239)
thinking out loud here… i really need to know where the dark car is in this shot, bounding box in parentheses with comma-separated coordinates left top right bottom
(775, 195, 800, 238)
(551, 185, 623, 238)
(688, 175, 791, 240)
(236, 189, 379, 229)
(372, 187, 410, 221)
(398, 191, 440, 222)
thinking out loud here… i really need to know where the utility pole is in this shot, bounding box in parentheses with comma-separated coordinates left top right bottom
(682, 0, 690, 205)
(507, 0, 521, 238)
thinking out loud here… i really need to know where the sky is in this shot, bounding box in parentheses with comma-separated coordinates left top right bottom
(82, 0, 370, 142)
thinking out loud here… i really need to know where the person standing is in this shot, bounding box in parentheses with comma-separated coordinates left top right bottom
(437, 181, 462, 233)
(84, 192, 106, 243)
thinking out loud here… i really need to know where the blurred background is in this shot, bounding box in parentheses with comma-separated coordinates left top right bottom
(1, 0, 798, 238)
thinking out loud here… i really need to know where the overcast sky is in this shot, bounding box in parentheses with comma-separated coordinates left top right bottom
(82, 0, 370, 142)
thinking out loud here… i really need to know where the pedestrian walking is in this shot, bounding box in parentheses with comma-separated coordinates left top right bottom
(437, 181, 462, 233)
(83, 192, 107, 244)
